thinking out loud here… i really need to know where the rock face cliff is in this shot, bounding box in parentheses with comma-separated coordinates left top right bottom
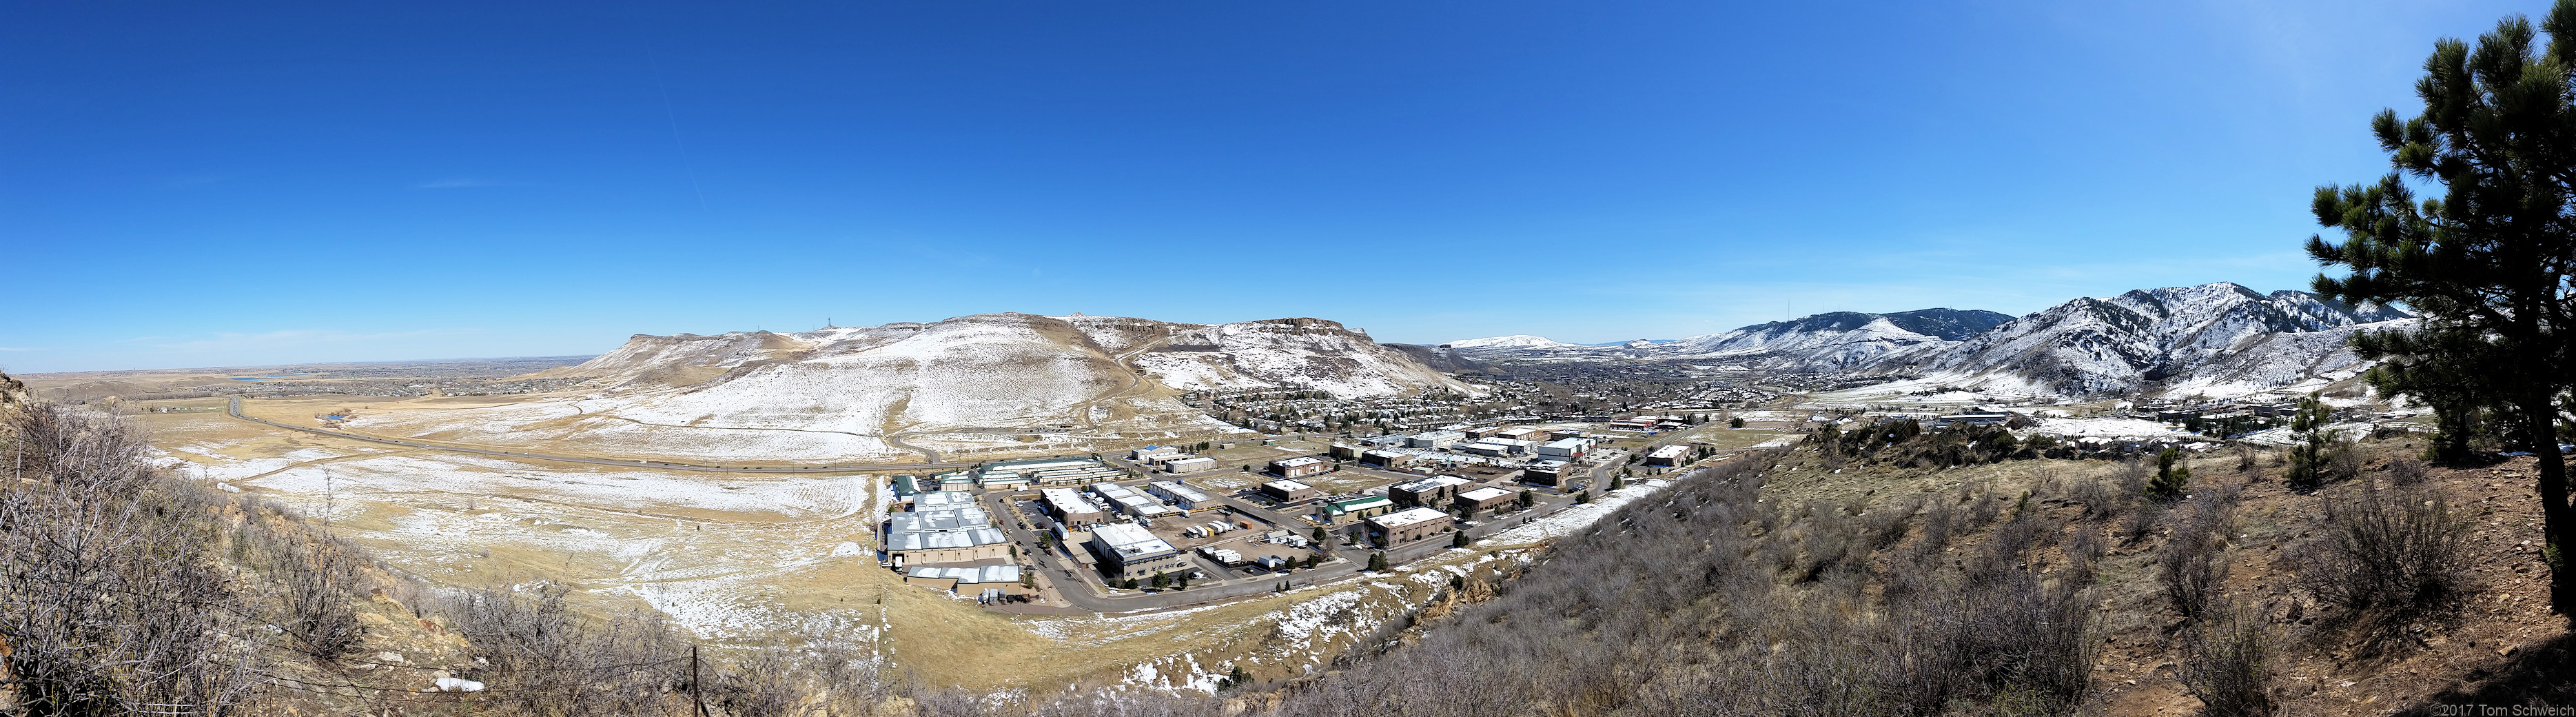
(353, 314, 1472, 463)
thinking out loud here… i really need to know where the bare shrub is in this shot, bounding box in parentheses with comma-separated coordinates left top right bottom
(2063, 526, 2104, 586)
(0, 402, 259, 715)
(1964, 487, 2003, 529)
(270, 535, 368, 659)
(2308, 479, 2470, 618)
(2175, 600, 2275, 717)
(2157, 487, 2238, 619)
(2112, 458, 2151, 499)
(1859, 501, 1912, 550)
(2119, 499, 2167, 545)
(2326, 434, 2365, 483)
(234, 509, 369, 660)
(2386, 456, 2430, 487)
(2069, 476, 2120, 521)
(450, 582, 688, 716)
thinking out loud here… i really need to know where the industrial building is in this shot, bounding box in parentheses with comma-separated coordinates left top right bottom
(1327, 443, 1367, 460)
(1493, 427, 1540, 442)
(1090, 482, 1180, 518)
(1369, 507, 1453, 547)
(1390, 475, 1471, 507)
(982, 457, 1124, 488)
(1644, 445, 1691, 466)
(1362, 450, 1415, 468)
(1270, 456, 1331, 478)
(1130, 445, 1181, 461)
(1323, 495, 1396, 522)
(1456, 486, 1518, 514)
(903, 565, 1025, 594)
(1536, 437, 1595, 459)
(1260, 479, 1319, 503)
(1041, 487, 1109, 529)
(883, 491, 1010, 566)
(1360, 434, 1412, 449)
(1088, 523, 1187, 581)
(1522, 461, 1574, 487)
(1144, 481, 1216, 512)
(1164, 456, 1217, 473)
(1409, 430, 1467, 449)
(1462, 438, 1535, 457)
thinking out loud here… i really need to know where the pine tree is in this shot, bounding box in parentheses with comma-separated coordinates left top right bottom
(1367, 552, 1389, 572)
(2285, 394, 2335, 490)
(1609, 473, 1625, 491)
(2308, 3, 2576, 620)
(2147, 447, 2191, 501)
(1729, 416, 1746, 429)
(1150, 572, 1169, 589)
(1451, 529, 1471, 548)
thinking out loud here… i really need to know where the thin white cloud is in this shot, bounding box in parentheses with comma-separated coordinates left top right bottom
(0, 347, 37, 352)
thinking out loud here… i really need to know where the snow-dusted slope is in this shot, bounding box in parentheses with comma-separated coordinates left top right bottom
(1437, 335, 1644, 361)
(1887, 283, 2413, 396)
(1656, 309, 2013, 370)
(1440, 309, 2010, 367)
(1118, 317, 1475, 396)
(353, 313, 1469, 463)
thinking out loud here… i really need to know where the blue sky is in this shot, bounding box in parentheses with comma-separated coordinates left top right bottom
(0, 1, 2538, 372)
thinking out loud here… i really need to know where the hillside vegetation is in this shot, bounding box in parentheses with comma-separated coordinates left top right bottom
(6, 369, 2570, 716)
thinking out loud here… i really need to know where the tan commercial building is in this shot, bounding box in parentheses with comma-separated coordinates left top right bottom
(1270, 456, 1331, 479)
(1389, 475, 1471, 507)
(1369, 507, 1453, 547)
(1522, 461, 1575, 487)
(1088, 523, 1187, 582)
(1362, 450, 1415, 468)
(1041, 487, 1108, 529)
(1260, 479, 1319, 503)
(1644, 445, 1690, 467)
(1456, 486, 1518, 514)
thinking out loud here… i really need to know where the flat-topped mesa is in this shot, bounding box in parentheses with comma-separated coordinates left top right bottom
(431, 311, 1471, 463)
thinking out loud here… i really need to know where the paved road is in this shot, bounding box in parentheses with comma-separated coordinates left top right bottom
(225, 397, 977, 474)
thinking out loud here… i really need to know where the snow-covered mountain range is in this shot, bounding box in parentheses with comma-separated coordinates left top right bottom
(345, 313, 1473, 463)
(1886, 283, 2411, 396)
(1442, 283, 2415, 398)
(1440, 308, 2012, 368)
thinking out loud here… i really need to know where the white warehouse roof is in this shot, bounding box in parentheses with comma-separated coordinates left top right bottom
(1372, 506, 1453, 528)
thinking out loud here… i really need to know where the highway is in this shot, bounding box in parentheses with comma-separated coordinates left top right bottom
(225, 397, 978, 474)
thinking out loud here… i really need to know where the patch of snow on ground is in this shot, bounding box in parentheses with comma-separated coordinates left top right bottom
(1483, 477, 1672, 545)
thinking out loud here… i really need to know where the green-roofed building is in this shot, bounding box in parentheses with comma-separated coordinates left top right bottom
(1324, 495, 1396, 523)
